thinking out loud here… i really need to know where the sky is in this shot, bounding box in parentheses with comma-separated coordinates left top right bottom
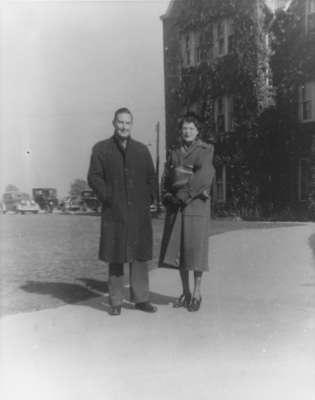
(0, 0, 169, 198)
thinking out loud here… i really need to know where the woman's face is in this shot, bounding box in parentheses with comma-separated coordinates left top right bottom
(181, 121, 199, 143)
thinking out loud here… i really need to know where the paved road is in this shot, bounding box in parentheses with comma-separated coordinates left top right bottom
(1, 223, 315, 400)
(0, 214, 296, 316)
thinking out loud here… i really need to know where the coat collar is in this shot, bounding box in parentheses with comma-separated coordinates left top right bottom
(178, 138, 205, 158)
(111, 134, 133, 155)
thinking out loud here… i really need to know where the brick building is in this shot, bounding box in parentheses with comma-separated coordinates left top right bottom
(161, 0, 274, 213)
(161, 0, 315, 217)
(270, 0, 315, 214)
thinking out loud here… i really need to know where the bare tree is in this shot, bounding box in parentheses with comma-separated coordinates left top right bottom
(5, 184, 19, 192)
(69, 179, 89, 197)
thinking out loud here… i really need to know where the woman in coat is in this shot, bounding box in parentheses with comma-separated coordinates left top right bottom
(159, 113, 215, 312)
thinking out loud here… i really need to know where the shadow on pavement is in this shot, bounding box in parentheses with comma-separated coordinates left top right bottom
(77, 278, 176, 305)
(21, 281, 100, 304)
(20, 279, 176, 313)
(78, 278, 109, 294)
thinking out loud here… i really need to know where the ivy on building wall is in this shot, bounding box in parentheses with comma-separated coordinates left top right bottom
(270, 7, 315, 218)
(271, 9, 315, 103)
(173, 0, 275, 217)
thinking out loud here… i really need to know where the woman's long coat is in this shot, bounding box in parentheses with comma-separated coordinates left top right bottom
(87, 135, 156, 264)
(159, 140, 215, 271)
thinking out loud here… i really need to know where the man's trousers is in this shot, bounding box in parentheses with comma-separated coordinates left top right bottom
(108, 261, 149, 306)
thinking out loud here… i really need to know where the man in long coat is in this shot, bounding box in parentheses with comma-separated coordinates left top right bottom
(87, 108, 157, 316)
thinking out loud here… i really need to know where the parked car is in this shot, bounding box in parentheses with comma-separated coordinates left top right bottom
(0, 201, 6, 214)
(59, 196, 82, 213)
(16, 199, 40, 214)
(2, 192, 40, 214)
(32, 188, 58, 212)
(80, 190, 101, 213)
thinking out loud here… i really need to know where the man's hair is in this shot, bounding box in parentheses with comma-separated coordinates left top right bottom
(113, 107, 133, 122)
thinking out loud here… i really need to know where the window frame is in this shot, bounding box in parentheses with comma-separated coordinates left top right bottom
(306, 0, 315, 34)
(298, 158, 309, 202)
(181, 31, 201, 68)
(308, 0, 315, 13)
(213, 165, 227, 203)
(213, 18, 234, 59)
(214, 95, 234, 133)
(298, 82, 315, 123)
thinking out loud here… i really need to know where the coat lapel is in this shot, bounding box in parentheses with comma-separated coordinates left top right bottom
(178, 140, 200, 164)
(112, 134, 136, 161)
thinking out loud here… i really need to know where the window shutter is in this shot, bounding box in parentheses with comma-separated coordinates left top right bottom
(226, 96, 234, 131)
(214, 98, 218, 130)
(308, 13, 315, 33)
(213, 23, 218, 59)
(223, 96, 228, 131)
(298, 82, 315, 122)
(214, 165, 226, 202)
(298, 159, 309, 201)
(309, 0, 315, 13)
(190, 32, 194, 66)
(312, 81, 315, 120)
(224, 20, 228, 54)
(181, 36, 186, 67)
(217, 115, 225, 132)
(298, 85, 303, 121)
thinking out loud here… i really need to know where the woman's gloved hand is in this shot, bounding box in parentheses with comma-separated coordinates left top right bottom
(176, 189, 191, 206)
(162, 193, 182, 208)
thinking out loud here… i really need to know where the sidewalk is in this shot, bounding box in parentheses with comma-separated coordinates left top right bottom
(1, 224, 315, 400)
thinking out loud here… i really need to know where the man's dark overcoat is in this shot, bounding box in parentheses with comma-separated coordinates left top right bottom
(159, 139, 215, 271)
(87, 135, 156, 264)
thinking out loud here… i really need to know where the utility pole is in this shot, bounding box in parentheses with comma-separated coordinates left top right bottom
(155, 121, 161, 213)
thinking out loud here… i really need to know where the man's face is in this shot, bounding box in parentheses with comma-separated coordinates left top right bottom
(113, 112, 133, 139)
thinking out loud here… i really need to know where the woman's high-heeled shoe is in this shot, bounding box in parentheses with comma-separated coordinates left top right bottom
(173, 293, 191, 308)
(188, 297, 202, 312)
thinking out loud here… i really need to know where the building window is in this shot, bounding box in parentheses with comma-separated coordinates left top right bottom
(213, 18, 234, 58)
(214, 165, 226, 203)
(214, 95, 234, 132)
(217, 21, 225, 55)
(181, 31, 200, 68)
(264, 34, 272, 87)
(185, 34, 191, 66)
(196, 45, 201, 64)
(265, 65, 272, 88)
(298, 159, 309, 201)
(307, 0, 315, 35)
(308, 0, 315, 12)
(298, 82, 315, 122)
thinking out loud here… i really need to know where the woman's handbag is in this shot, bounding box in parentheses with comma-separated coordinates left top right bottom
(170, 165, 193, 191)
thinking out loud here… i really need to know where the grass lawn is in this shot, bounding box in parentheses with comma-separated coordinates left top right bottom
(0, 214, 302, 316)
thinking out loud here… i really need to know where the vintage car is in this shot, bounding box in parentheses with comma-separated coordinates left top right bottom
(2, 192, 40, 214)
(80, 190, 101, 213)
(32, 188, 58, 212)
(0, 201, 6, 214)
(59, 191, 101, 213)
(16, 199, 40, 214)
(59, 196, 82, 213)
